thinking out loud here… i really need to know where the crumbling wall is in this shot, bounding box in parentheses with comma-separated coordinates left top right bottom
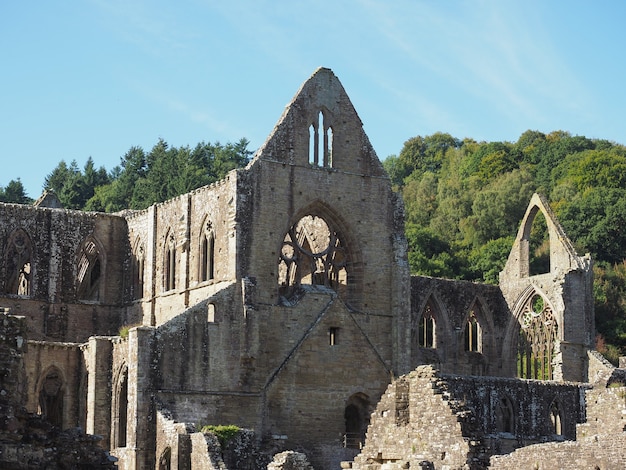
(349, 366, 587, 470)
(410, 276, 511, 377)
(0, 313, 116, 469)
(0, 203, 129, 342)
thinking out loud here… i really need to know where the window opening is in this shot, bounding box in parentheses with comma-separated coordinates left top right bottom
(165, 232, 176, 291)
(115, 368, 128, 448)
(418, 300, 436, 348)
(38, 368, 64, 428)
(159, 447, 172, 470)
(464, 310, 481, 352)
(200, 221, 215, 282)
(343, 393, 370, 449)
(207, 303, 216, 323)
(550, 400, 562, 435)
(496, 396, 515, 434)
(77, 239, 102, 301)
(329, 327, 338, 346)
(278, 215, 347, 299)
(308, 111, 333, 168)
(5, 229, 33, 296)
(132, 243, 145, 300)
(517, 293, 557, 380)
(529, 210, 550, 275)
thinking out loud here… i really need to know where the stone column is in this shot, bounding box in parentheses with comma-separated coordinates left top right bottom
(127, 326, 156, 469)
(84, 336, 113, 447)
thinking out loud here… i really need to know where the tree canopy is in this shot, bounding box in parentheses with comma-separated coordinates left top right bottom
(391, 130, 626, 363)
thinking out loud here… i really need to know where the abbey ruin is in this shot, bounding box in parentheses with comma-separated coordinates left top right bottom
(0, 68, 624, 469)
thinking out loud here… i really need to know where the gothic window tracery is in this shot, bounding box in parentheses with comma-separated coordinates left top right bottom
(5, 229, 33, 296)
(309, 110, 333, 168)
(517, 293, 557, 380)
(550, 399, 562, 435)
(418, 298, 437, 348)
(77, 238, 102, 301)
(278, 215, 347, 299)
(464, 304, 483, 352)
(199, 219, 215, 282)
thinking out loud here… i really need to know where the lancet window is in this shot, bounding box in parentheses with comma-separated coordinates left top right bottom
(164, 231, 176, 291)
(77, 238, 102, 301)
(132, 240, 145, 300)
(517, 293, 557, 380)
(5, 229, 33, 296)
(38, 367, 64, 428)
(550, 400, 562, 435)
(278, 215, 347, 299)
(199, 220, 215, 282)
(464, 306, 482, 352)
(496, 396, 515, 434)
(113, 366, 128, 448)
(309, 110, 333, 168)
(418, 298, 436, 348)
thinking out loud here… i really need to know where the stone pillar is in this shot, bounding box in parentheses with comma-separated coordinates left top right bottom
(84, 336, 113, 447)
(127, 326, 155, 469)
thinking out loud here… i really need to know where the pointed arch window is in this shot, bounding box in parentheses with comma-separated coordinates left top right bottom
(200, 220, 215, 282)
(496, 396, 515, 434)
(132, 241, 145, 300)
(550, 400, 562, 435)
(5, 229, 33, 297)
(77, 238, 103, 301)
(113, 366, 128, 448)
(464, 305, 482, 352)
(517, 293, 557, 380)
(164, 231, 176, 291)
(418, 298, 437, 348)
(309, 110, 333, 168)
(38, 367, 64, 428)
(343, 393, 370, 449)
(278, 214, 347, 299)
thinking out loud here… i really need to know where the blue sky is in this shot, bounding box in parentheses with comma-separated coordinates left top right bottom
(2, 1, 626, 199)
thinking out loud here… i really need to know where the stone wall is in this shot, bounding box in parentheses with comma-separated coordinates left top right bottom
(409, 276, 511, 377)
(349, 365, 586, 470)
(0, 313, 116, 469)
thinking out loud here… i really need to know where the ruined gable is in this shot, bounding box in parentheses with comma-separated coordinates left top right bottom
(254, 67, 386, 177)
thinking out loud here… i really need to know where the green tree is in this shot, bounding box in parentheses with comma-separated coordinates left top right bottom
(0, 179, 31, 204)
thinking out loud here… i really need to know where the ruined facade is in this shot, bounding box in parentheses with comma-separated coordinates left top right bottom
(0, 68, 611, 469)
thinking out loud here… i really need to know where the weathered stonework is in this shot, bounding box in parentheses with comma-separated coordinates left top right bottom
(0, 68, 609, 469)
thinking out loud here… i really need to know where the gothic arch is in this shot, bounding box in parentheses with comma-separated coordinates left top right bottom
(277, 201, 363, 307)
(549, 398, 563, 435)
(4, 228, 34, 296)
(163, 229, 176, 292)
(462, 297, 492, 354)
(112, 364, 129, 448)
(412, 291, 452, 367)
(343, 392, 370, 449)
(132, 238, 145, 300)
(37, 366, 65, 428)
(76, 235, 105, 302)
(512, 287, 559, 380)
(308, 107, 334, 168)
(198, 216, 215, 283)
(495, 395, 516, 434)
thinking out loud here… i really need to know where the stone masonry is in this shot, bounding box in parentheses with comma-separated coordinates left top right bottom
(0, 68, 610, 469)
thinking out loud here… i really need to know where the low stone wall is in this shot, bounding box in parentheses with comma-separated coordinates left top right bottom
(349, 366, 587, 470)
(489, 433, 626, 469)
